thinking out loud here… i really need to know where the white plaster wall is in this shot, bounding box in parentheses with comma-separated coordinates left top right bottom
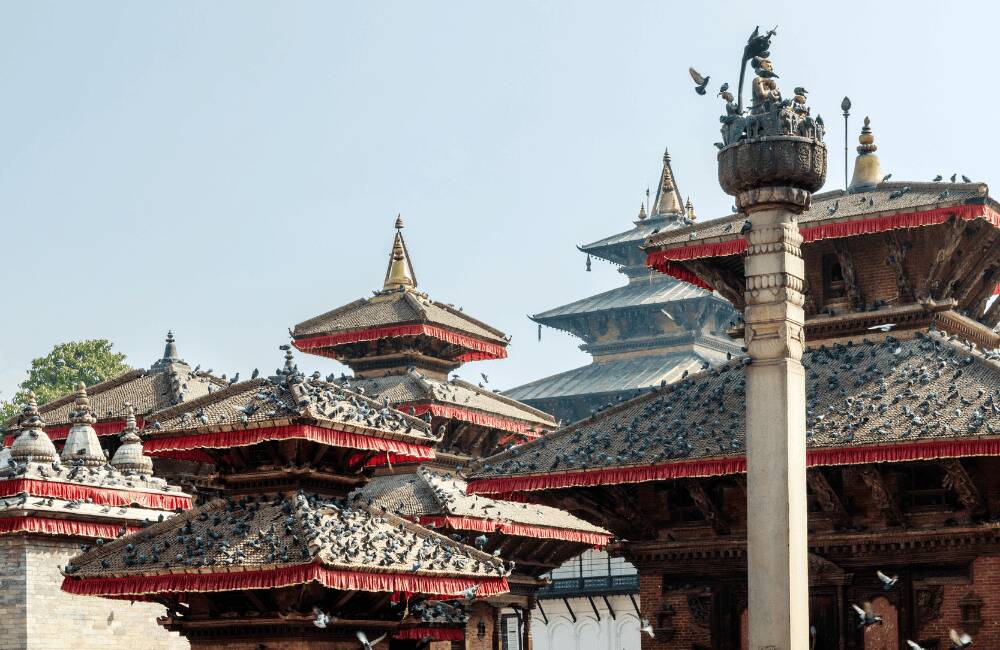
(531, 595, 640, 650)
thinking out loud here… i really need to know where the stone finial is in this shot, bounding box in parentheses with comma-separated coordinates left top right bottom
(61, 383, 105, 465)
(637, 202, 647, 221)
(848, 116, 883, 194)
(162, 330, 179, 362)
(10, 392, 58, 463)
(110, 404, 153, 475)
(382, 217, 417, 291)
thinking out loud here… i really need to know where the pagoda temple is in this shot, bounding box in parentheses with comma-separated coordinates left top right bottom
(506, 150, 739, 424)
(0, 387, 191, 649)
(62, 349, 512, 649)
(291, 219, 612, 649)
(469, 118, 1000, 648)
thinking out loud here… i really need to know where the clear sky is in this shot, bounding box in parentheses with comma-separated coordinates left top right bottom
(1, 0, 996, 401)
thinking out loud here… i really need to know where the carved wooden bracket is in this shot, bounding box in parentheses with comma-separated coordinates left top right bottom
(883, 232, 913, 302)
(683, 479, 729, 535)
(940, 459, 983, 513)
(806, 469, 848, 518)
(856, 465, 903, 525)
(923, 220, 969, 299)
(686, 260, 746, 310)
(832, 241, 863, 309)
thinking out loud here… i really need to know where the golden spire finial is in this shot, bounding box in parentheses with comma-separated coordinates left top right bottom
(685, 197, 697, 221)
(848, 116, 883, 193)
(637, 202, 647, 221)
(383, 216, 417, 291)
(652, 146, 683, 215)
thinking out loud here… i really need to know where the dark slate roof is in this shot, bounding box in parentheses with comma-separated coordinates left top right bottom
(645, 182, 990, 252)
(474, 331, 1000, 481)
(66, 491, 507, 581)
(16, 364, 225, 430)
(339, 373, 555, 428)
(580, 214, 691, 265)
(355, 468, 609, 534)
(293, 289, 506, 344)
(504, 352, 715, 402)
(146, 364, 434, 445)
(531, 277, 710, 325)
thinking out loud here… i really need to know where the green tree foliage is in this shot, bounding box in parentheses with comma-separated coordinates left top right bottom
(0, 340, 130, 427)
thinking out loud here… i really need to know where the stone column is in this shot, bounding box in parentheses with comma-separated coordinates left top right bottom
(741, 185, 810, 650)
(521, 597, 535, 650)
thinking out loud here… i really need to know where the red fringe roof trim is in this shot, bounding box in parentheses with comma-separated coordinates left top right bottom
(467, 438, 1000, 495)
(0, 516, 139, 539)
(294, 325, 507, 361)
(60, 561, 509, 598)
(408, 403, 546, 436)
(647, 262, 715, 291)
(0, 479, 191, 511)
(647, 204, 1000, 269)
(3, 418, 142, 447)
(415, 515, 611, 546)
(395, 627, 465, 641)
(142, 424, 435, 460)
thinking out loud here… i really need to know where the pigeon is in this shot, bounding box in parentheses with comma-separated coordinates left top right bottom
(794, 86, 808, 96)
(480, 373, 489, 384)
(474, 534, 488, 549)
(689, 67, 710, 95)
(876, 569, 898, 590)
(933, 175, 943, 182)
(462, 584, 480, 602)
(640, 618, 655, 638)
(907, 641, 927, 650)
(718, 82, 729, 96)
(313, 607, 330, 628)
(951, 173, 958, 182)
(882, 173, 892, 183)
(740, 220, 752, 235)
(962, 175, 972, 183)
(851, 602, 883, 628)
(868, 324, 895, 332)
(356, 631, 387, 649)
(949, 629, 973, 649)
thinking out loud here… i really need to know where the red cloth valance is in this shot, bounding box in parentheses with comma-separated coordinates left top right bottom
(415, 515, 611, 545)
(60, 561, 509, 598)
(0, 516, 139, 539)
(467, 437, 1000, 495)
(406, 403, 546, 436)
(294, 325, 507, 360)
(0, 479, 191, 511)
(143, 424, 435, 460)
(3, 418, 144, 447)
(647, 204, 1000, 269)
(394, 627, 465, 641)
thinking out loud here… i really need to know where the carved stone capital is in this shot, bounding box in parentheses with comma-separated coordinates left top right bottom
(736, 185, 813, 214)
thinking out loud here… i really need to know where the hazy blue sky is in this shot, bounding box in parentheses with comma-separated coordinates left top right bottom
(1, 1, 996, 401)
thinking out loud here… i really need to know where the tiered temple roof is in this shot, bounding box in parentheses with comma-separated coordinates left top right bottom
(293, 217, 556, 461)
(62, 349, 511, 645)
(506, 149, 739, 423)
(0, 388, 189, 540)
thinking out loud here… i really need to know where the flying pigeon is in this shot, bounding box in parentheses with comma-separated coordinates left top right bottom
(851, 602, 883, 628)
(689, 68, 710, 95)
(876, 570, 898, 590)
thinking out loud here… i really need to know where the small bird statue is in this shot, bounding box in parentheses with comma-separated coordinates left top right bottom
(640, 618, 655, 638)
(933, 175, 943, 182)
(949, 629, 973, 649)
(876, 569, 898, 590)
(689, 67, 710, 95)
(852, 602, 883, 628)
(356, 631, 387, 649)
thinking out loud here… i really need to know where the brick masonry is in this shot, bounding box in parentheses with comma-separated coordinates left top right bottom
(0, 535, 188, 650)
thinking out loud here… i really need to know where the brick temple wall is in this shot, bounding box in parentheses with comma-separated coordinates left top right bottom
(0, 535, 187, 650)
(636, 573, 710, 650)
(917, 555, 1000, 646)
